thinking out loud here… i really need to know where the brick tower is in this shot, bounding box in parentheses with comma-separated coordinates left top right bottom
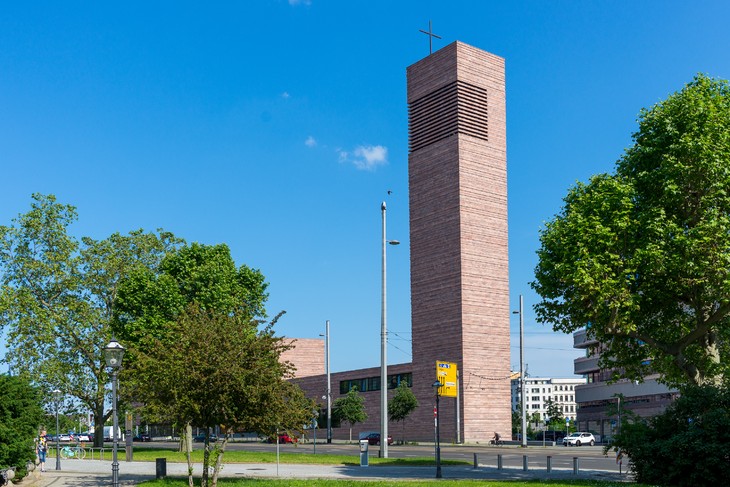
(407, 41, 511, 442)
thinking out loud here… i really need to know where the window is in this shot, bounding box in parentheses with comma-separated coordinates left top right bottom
(339, 372, 412, 394)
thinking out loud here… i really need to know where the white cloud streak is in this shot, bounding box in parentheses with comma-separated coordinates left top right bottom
(339, 144, 388, 171)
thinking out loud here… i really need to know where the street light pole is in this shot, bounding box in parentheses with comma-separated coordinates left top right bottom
(432, 381, 443, 479)
(103, 338, 125, 487)
(380, 201, 399, 458)
(513, 294, 527, 448)
(325, 320, 332, 444)
(53, 389, 61, 471)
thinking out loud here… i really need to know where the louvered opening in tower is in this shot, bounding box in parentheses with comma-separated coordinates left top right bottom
(408, 80, 489, 153)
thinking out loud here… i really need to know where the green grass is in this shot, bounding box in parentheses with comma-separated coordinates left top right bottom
(140, 479, 638, 487)
(77, 446, 468, 466)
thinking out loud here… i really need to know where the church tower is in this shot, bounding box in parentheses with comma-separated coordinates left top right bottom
(407, 41, 511, 442)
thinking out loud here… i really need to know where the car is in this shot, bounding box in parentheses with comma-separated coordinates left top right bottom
(563, 432, 596, 447)
(77, 433, 91, 442)
(193, 434, 219, 443)
(134, 433, 152, 442)
(265, 434, 297, 444)
(59, 434, 71, 442)
(365, 433, 393, 446)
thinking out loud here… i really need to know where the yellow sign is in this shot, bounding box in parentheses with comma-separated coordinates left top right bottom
(435, 361, 458, 397)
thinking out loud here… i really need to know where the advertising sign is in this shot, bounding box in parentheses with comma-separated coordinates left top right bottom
(435, 361, 458, 397)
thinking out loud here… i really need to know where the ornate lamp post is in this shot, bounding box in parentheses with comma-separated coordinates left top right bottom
(432, 380, 443, 479)
(52, 389, 62, 470)
(103, 338, 125, 487)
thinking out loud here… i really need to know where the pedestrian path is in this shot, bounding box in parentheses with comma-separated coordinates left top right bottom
(22, 458, 630, 486)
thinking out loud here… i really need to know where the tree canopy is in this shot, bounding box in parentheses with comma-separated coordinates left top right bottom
(388, 381, 418, 444)
(532, 74, 730, 387)
(134, 305, 313, 487)
(332, 387, 367, 443)
(0, 194, 179, 446)
(0, 374, 44, 479)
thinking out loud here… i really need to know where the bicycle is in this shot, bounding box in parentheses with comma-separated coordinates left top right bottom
(60, 445, 87, 460)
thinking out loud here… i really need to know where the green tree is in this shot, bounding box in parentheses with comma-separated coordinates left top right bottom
(532, 74, 730, 387)
(610, 384, 730, 486)
(544, 398, 564, 425)
(0, 374, 44, 479)
(332, 387, 367, 443)
(134, 305, 313, 487)
(0, 194, 179, 447)
(388, 381, 418, 444)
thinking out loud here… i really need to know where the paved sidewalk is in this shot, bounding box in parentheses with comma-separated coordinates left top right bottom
(22, 458, 631, 486)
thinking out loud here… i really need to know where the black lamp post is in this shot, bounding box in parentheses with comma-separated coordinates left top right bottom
(432, 380, 443, 479)
(103, 338, 125, 487)
(53, 389, 62, 471)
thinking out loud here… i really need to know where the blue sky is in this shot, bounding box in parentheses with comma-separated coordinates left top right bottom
(2, 1, 730, 379)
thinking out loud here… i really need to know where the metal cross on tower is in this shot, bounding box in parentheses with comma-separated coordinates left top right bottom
(419, 20, 442, 55)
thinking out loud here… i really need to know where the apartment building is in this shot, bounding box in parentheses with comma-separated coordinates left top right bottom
(510, 375, 586, 423)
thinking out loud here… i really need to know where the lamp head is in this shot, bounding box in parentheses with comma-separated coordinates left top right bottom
(103, 338, 125, 369)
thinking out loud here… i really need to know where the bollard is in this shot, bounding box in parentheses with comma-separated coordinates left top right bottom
(547, 455, 552, 473)
(473, 453, 478, 469)
(523, 455, 528, 471)
(156, 458, 167, 479)
(573, 456, 579, 475)
(497, 454, 503, 470)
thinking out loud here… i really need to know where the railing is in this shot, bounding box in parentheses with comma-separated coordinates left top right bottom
(49, 446, 108, 461)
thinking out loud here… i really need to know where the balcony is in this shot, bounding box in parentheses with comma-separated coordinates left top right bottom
(573, 329, 598, 349)
(574, 356, 600, 375)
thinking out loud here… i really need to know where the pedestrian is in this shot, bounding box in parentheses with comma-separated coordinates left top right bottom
(36, 429, 48, 472)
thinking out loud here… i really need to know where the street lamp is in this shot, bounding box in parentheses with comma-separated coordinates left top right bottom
(513, 294, 527, 448)
(380, 201, 399, 459)
(52, 389, 61, 471)
(432, 381, 443, 479)
(319, 320, 332, 444)
(103, 338, 125, 487)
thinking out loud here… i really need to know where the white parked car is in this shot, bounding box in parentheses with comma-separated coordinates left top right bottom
(563, 432, 596, 446)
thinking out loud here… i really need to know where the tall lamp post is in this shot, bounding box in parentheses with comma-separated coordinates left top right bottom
(325, 320, 332, 444)
(103, 338, 125, 487)
(380, 201, 399, 458)
(432, 381, 443, 479)
(53, 389, 62, 471)
(513, 294, 527, 448)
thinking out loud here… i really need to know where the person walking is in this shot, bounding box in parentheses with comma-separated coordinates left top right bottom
(36, 429, 48, 472)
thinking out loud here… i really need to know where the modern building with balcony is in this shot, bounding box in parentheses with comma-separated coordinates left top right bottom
(573, 328, 679, 440)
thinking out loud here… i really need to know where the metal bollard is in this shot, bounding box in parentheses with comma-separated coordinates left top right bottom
(473, 453, 478, 468)
(573, 456, 579, 475)
(523, 455, 528, 471)
(547, 455, 552, 473)
(156, 458, 167, 479)
(497, 454, 503, 470)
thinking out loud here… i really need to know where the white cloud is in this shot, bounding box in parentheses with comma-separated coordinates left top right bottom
(350, 145, 388, 170)
(305, 136, 317, 147)
(288, 0, 311, 6)
(281, 92, 290, 99)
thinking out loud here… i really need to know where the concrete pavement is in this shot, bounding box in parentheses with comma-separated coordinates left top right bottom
(20, 458, 631, 486)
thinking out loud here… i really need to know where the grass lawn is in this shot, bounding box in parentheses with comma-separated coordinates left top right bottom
(119, 447, 468, 466)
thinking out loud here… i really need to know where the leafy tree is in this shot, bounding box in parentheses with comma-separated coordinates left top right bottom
(544, 398, 564, 425)
(0, 374, 44, 479)
(332, 387, 367, 443)
(610, 384, 730, 486)
(388, 381, 418, 444)
(532, 74, 730, 387)
(132, 305, 313, 487)
(0, 194, 179, 447)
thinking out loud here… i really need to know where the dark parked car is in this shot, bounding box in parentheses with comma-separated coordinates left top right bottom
(134, 433, 151, 442)
(365, 433, 393, 446)
(193, 434, 218, 443)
